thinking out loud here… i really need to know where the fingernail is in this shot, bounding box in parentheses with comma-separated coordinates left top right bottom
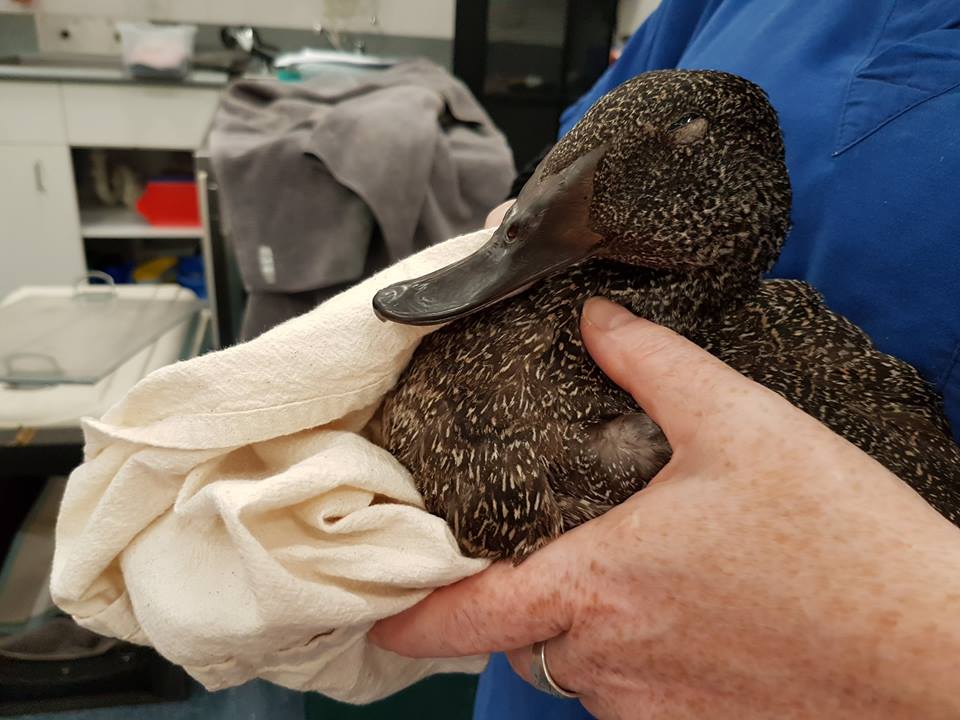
(583, 297, 634, 331)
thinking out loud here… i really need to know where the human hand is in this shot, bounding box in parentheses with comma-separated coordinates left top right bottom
(371, 298, 960, 719)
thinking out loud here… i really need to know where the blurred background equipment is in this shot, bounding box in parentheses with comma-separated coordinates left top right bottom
(116, 22, 197, 80)
(453, 0, 619, 168)
(0, 1, 659, 717)
(207, 58, 515, 341)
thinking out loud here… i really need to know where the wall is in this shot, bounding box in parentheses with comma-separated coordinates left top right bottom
(0, 1, 455, 68)
(0, 0, 455, 40)
(617, 0, 661, 39)
(0, 2, 666, 54)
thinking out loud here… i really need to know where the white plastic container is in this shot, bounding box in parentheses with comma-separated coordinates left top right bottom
(116, 22, 197, 79)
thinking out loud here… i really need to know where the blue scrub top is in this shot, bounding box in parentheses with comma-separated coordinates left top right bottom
(475, 1, 960, 717)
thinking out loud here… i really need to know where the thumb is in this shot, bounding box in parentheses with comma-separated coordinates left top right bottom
(581, 297, 756, 447)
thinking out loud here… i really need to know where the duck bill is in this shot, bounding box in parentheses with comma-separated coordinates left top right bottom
(372, 145, 606, 326)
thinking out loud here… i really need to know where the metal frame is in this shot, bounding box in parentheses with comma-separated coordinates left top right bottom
(453, 0, 489, 100)
(194, 147, 240, 349)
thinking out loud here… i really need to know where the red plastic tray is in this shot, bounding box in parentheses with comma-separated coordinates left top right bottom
(136, 180, 201, 226)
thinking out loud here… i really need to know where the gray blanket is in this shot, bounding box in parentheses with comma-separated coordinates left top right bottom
(209, 59, 516, 339)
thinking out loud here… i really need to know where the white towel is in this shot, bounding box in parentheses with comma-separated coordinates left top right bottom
(50, 229, 494, 703)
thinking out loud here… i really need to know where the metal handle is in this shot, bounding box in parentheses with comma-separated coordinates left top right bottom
(196, 168, 223, 349)
(73, 271, 118, 302)
(187, 308, 211, 359)
(2, 352, 64, 386)
(33, 160, 45, 193)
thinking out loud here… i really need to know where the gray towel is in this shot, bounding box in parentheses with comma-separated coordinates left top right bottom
(209, 59, 516, 339)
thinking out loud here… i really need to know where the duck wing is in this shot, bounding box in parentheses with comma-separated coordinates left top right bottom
(380, 265, 674, 560)
(382, 384, 565, 560)
(700, 279, 960, 525)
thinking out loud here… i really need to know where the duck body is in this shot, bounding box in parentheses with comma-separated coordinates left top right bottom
(382, 259, 960, 560)
(382, 260, 664, 560)
(373, 70, 960, 561)
(703, 280, 960, 520)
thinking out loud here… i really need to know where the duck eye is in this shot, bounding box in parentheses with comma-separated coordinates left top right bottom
(668, 114, 709, 144)
(506, 224, 519, 240)
(668, 113, 702, 131)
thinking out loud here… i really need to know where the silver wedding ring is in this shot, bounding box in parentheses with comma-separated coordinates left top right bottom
(530, 639, 578, 699)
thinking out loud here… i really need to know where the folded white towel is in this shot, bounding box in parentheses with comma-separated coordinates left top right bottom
(51, 230, 494, 703)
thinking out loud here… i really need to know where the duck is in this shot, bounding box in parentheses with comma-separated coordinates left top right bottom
(371, 69, 960, 562)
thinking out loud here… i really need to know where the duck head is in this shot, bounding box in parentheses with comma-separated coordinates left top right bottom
(373, 70, 791, 325)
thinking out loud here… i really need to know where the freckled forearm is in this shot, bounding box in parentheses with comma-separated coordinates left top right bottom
(847, 525, 960, 719)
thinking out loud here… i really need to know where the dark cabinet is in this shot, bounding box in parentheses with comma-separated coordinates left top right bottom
(454, 0, 618, 168)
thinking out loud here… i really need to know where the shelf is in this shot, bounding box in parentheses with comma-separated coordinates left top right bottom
(80, 207, 202, 239)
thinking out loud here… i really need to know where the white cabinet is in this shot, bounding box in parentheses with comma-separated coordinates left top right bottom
(0, 143, 85, 299)
(62, 83, 220, 149)
(0, 76, 221, 301)
(0, 81, 67, 144)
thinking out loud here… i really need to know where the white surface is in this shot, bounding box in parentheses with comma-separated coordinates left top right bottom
(0, 284, 196, 429)
(50, 230, 493, 704)
(352, 0, 455, 40)
(61, 81, 220, 149)
(4, 1, 456, 39)
(0, 81, 67, 144)
(0, 143, 85, 300)
(81, 206, 202, 239)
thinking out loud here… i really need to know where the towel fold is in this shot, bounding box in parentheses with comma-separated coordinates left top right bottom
(51, 230, 494, 703)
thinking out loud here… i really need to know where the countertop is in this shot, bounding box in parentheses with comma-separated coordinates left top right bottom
(0, 54, 231, 87)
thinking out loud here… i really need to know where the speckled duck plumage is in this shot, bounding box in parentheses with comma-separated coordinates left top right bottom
(373, 70, 960, 561)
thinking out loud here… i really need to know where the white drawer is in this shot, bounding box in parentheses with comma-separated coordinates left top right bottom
(0, 81, 67, 144)
(62, 82, 220, 149)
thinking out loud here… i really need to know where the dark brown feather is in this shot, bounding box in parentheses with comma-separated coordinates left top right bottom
(379, 70, 960, 560)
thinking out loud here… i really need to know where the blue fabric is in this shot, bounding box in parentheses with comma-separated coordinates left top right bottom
(474, 654, 592, 720)
(476, 1, 960, 718)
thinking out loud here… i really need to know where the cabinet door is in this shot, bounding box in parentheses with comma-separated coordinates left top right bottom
(0, 144, 85, 300)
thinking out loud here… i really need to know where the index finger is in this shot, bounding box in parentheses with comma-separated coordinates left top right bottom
(369, 544, 575, 658)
